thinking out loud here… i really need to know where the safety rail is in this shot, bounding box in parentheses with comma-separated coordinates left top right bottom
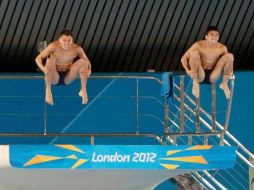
(0, 132, 165, 145)
(163, 74, 253, 190)
(163, 75, 235, 146)
(0, 74, 164, 137)
(171, 76, 254, 166)
(0, 74, 233, 145)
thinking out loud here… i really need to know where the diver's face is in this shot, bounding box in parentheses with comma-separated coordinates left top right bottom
(205, 30, 220, 45)
(59, 35, 73, 50)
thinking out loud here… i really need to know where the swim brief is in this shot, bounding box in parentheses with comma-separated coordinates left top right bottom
(57, 71, 67, 85)
(200, 69, 212, 84)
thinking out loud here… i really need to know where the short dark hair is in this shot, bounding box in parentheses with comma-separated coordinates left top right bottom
(59, 29, 72, 37)
(206, 26, 220, 35)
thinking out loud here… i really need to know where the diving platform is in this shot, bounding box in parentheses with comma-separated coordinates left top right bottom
(0, 73, 248, 189)
(0, 144, 235, 190)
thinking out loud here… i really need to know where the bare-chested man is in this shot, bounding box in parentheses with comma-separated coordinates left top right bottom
(181, 26, 234, 99)
(35, 29, 91, 105)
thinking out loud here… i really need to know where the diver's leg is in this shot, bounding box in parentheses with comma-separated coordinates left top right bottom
(188, 51, 205, 98)
(65, 59, 90, 104)
(210, 53, 234, 99)
(44, 58, 59, 105)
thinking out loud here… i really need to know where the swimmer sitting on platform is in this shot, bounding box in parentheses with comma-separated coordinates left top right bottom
(181, 26, 234, 99)
(35, 29, 91, 105)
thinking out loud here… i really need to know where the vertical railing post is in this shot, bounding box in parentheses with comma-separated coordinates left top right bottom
(180, 76, 185, 132)
(188, 135, 192, 145)
(212, 83, 216, 131)
(91, 135, 95, 145)
(136, 78, 140, 134)
(224, 76, 235, 132)
(196, 97, 200, 133)
(44, 82, 47, 135)
(220, 134, 224, 145)
(164, 98, 170, 132)
(39, 42, 48, 136)
(173, 136, 177, 145)
(219, 76, 235, 145)
(204, 135, 208, 145)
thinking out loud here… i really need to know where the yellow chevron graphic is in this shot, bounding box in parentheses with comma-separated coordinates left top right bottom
(24, 155, 62, 166)
(161, 156, 207, 164)
(160, 163, 179, 169)
(167, 150, 182, 155)
(23, 145, 88, 168)
(55, 145, 85, 153)
(66, 154, 78, 159)
(186, 145, 212, 150)
(71, 159, 88, 169)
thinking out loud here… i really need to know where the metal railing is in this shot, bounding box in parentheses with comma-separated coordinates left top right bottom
(0, 75, 165, 145)
(163, 74, 253, 189)
(163, 75, 235, 146)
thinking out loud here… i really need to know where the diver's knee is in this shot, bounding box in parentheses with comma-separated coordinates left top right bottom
(64, 79, 71, 85)
(222, 53, 234, 63)
(225, 53, 234, 61)
(209, 73, 219, 83)
(44, 67, 53, 75)
(45, 58, 56, 70)
(79, 68, 90, 77)
(78, 60, 90, 76)
(198, 75, 205, 83)
(76, 58, 88, 68)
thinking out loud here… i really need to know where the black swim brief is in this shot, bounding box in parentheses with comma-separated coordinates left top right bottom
(200, 69, 212, 84)
(57, 71, 67, 85)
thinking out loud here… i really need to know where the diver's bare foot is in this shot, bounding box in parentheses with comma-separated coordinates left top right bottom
(192, 80, 200, 98)
(79, 91, 88, 104)
(219, 82, 230, 99)
(45, 89, 54, 105)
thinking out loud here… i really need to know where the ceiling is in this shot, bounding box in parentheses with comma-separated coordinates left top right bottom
(0, 0, 254, 72)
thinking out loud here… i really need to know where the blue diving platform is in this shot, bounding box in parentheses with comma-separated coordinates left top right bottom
(0, 73, 239, 189)
(3, 145, 235, 170)
(0, 145, 236, 190)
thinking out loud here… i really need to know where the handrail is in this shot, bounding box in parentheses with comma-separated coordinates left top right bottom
(173, 76, 235, 132)
(0, 74, 164, 141)
(0, 132, 166, 145)
(162, 75, 253, 189)
(0, 75, 163, 84)
(174, 95, 225, 135)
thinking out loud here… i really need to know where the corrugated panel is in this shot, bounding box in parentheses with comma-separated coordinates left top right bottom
(0, 0, 254, 72)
